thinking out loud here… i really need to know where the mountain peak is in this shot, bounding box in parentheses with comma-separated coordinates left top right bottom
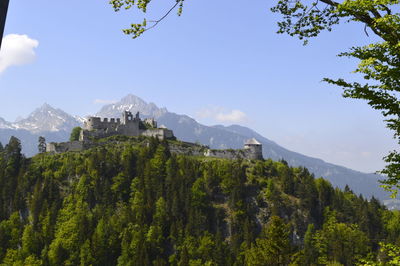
(121, 94, 146, 103)
(13, 104, 81, 133)
(41, 102, 53, 109)
(29, 103, 60, 118)
(96, 94, 168, 119)
(29, 103, 58, 115)
(0, 117, 13, 129)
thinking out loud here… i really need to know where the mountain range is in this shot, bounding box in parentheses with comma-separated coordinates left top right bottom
(0, 94, 393, 203)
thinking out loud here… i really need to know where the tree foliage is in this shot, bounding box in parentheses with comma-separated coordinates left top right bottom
(109, 0, 185, 39)
(272, 0, 400, 195)
(245, 216, 291, 266)
(0, 136, 398, 264)
(69, 127, 82, 142)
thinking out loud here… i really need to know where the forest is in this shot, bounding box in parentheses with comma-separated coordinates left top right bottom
(0, 135, 399, 265)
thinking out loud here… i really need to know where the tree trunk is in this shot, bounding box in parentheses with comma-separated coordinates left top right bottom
(0, 0, 10, 50)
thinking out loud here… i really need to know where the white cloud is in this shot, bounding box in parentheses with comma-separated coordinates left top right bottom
(360, 151, 372, 158)
(0, 34, 39, 73)
(216, 110, 247, 123)
(93, 99, 117, 105)
(196, 106, 248, 123)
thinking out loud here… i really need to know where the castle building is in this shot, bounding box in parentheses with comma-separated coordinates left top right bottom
(80, 111, 174, 141)
(46, 111, 174, 153)
(244, 138, 263, 160)
(46, 111, 264, 161)
(203, 138, 263, 160)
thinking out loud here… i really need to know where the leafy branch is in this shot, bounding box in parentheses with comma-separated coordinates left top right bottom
(272, 0, 400, 195)
(109, 0, 185, 39)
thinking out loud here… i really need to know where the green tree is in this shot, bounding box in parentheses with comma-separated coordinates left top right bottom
(69, 127, 82, 142)
(0, 137, 23, 219)
(270, 0, 400, 193)
(91, 218, 119, 265)
(5, 136, 22, 161)
(0, 137, 397, 264)
(377, 242, 400, 265)
(303, 223, 318, 265)
(244, 216, 292, 266)
(21, 224, 42, 258)
(314, 211, 370, 265)
(360, 242, 400, 265)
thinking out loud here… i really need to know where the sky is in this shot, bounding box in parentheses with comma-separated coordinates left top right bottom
(0, 0, 397, 173)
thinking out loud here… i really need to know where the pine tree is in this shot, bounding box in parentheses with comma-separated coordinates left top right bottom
(69, 127, 82, 141)
(303, 224, 318, 265)
(245, 216, 292, 266)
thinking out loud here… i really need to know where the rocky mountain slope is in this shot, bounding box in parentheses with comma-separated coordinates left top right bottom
(0, 104, 81, 156)
(13, 103, 81, 133)
(0, 94, 391, 201)
(96, 94, 167, 119)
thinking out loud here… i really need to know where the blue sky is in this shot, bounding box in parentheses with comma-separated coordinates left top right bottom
(0, 0, 397, 173)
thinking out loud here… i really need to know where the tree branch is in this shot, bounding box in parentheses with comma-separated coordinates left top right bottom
(319, 0, 339, 7)
(146, 1, 181, 32)
(379, 4, 392, 15)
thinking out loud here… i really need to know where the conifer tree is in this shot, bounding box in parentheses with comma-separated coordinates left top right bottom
(245, 216, 292, 266)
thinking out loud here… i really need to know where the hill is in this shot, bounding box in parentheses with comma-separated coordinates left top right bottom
(0, 136, 398, 265)
(0, 94, 391, 202)
(98, 95, 390, 201)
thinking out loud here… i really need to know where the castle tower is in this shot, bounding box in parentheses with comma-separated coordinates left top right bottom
(84, 117, 102, 130)
(122, 110, 134, 124)
(244, 138, 263, 160)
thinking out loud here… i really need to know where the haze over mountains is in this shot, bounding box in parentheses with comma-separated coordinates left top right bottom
(0, 94, 392, 202)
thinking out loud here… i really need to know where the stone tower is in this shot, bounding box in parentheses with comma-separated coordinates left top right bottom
(122, 110, 135, 124)
(244, 138, 263, 160)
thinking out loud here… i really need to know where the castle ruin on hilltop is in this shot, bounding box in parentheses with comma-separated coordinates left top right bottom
(46, 111, 263, 160)
(80, 111, 174, 141)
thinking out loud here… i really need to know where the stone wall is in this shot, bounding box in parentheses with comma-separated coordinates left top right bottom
(82, 112, 142, 141)
(169, 142, 207, 157)
(142, 128, 174, 140)
(79, 129, 123, 142)
(168, 142, 263, 161)
(204, 149, 252, 160)
(47, 137, 263, 161)
(85, 117, 121, 131)
(46, 141, 88, 153)
(243, 145, 263, 160)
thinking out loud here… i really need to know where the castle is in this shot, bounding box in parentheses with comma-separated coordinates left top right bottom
(46, 111, 263, 160)
(79, 111, 174, 141)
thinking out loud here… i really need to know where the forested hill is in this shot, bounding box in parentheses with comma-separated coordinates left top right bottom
(0, 136, 399, 265)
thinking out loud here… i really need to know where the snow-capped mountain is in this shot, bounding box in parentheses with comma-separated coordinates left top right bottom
(0, 104, 83, 158)
(96, 94, 167, 119)
(0, 117, 14, 129)
(13, 103, 82, 133)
